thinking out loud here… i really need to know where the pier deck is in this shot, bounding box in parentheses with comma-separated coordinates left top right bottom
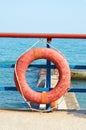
(0, 110, 86, 130)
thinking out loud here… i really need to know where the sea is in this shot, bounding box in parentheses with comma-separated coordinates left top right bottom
(0, 38, 86, 109)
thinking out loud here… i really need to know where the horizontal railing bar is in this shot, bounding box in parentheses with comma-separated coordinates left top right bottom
(0, 87, 17, 91)
(30, 64, 56, 68)
(0, 63, 86, 69)
(30, 65, 86, 69)
(0, 87, 86, 93)
(0, 87, 49, 92)
(70, 65, 86, 69)
(0, 33, 86, 39)
(68, 88, 86, 93)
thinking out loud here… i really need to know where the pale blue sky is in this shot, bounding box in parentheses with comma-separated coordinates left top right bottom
(0, 0, 86, 33)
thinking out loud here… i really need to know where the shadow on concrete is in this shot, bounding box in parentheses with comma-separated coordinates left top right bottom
(67, 110, 86, 118)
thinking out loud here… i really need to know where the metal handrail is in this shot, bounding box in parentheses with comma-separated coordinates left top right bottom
(0, 33, 86, 39)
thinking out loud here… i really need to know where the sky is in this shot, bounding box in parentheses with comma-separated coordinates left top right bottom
(0, 0, 86, 33)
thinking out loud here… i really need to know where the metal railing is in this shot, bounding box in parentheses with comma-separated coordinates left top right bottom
(0, 33, 86, 110)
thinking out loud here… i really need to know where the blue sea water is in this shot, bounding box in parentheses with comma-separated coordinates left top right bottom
(0, 38, 86, 109)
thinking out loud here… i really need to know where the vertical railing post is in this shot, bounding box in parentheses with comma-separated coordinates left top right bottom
(46, 38, 52, 110)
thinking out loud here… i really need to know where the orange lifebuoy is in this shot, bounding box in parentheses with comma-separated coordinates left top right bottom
(14, 48, 70, 104)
